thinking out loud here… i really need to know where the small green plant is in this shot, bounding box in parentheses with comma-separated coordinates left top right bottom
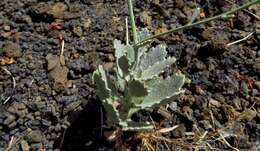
(93, 29, 185, 131)
(93, 0, 259, 131)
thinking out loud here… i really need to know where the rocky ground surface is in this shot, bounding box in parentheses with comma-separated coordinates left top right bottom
(0, 0, 259, 151)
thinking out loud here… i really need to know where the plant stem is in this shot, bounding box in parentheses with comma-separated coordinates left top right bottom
(127, 0, 138, 45)
(136, 0, 260, 47)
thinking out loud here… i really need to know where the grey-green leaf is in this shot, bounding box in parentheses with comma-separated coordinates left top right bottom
(118, 55, 130, 76)
(141, 57, 176, 80)
(137, 28, 151, 42)
(121, 120, 153, 131)
(127, 80, 148, 105)
(103, 98, 120, 125)
(92, 65, 111, 100)
(114, 39, 127, 59)
(137, 73, 185, 108)
(128, 80, 148, 97)
(114, 39, 134, 78)
(138, 44, 167, 71)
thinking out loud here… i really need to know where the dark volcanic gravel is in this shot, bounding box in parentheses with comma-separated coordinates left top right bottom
(0, 0, 259, 151)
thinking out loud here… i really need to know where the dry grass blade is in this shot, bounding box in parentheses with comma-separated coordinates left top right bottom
(157, 125, 179, 133)
(227, 31, 255, 46)
(1, 67, 16, 104)
(4, 136, 15, 151)
(218, 132, 240, 151)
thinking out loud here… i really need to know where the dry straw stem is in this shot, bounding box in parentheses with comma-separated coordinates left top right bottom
(135, 0, 260, 47)
(227, 31, 255, 46)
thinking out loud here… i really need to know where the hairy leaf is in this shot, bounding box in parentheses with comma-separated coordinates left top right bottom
(118, 55, 130, 76)
(128, 80, 148, 97)
(137, 28, 151, 42)
(114, 39, 134, 77)
(127, 80, 148, 105)
(137, 73, 185, 108)
(121, 120, 153, 131)
(114, 39, 127, 59)
(141, 57, 176, 80)
(103, 98, 120, 124)
(138, 44, 167, 71)
(92, 65, 111, 100)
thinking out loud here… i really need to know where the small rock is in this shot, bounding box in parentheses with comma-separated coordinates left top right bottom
(209, 98, 221, 108)
(63, 12, 81, 19)
(194, 59, 206, 70)
(254, 81, 260, 91)
(3, 41, 22, 58)
(48, 2, 68, 19)
(73, 26, 83, 37)
(7, 102, 28, 117)
(4, 25, 10, 31)
(140, 11, 152, 26)
(168, 101, 177, 112)
(83, 18, 91, 30)
(240, 81, 249, 96)
(63, 101, 81, 115)
(46, 54, 60, 71)
(30, 143, 42, 151)
(103, 62, 114, 71)
(195, 85, 205, 95)
(25, 130, 43, 143)
(175, 0, 185, 8)
(20, 140, 30, 151)
(182, 106, 193, 120)
(199, 28, 229, 57)
(154, 26, 168, 36)
(8, 121, 17, 128)
(256, 51, 260, 58)
(4, 114, 16, 125)
(253, 60, 260, 73)
(46, 54, 69, 91)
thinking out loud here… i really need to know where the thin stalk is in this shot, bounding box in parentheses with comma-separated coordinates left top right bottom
(127, 0, 138, 45)
(136, 0, 260, 47)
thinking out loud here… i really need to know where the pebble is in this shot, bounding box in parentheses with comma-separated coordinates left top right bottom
(30, 143, 42, 151)
(73, 26, 83, 37)
(8, 121, 17, 128)
(209, 98, 221, 108)
(140, 11, 152, 26)
(3, 25, 10, 31)
(63, 101, 81, 115)
(257, 51, 260, 58)
(254, 81, 260, 91)
(20, 140, 30, 151)
(240, 81, 249, 96)
(3, 41, 22, 58)
(25, 130, 43, 143)
(3, 114, 16, 125)
(253, 61, 260, 73)
(83, 18, 91, 30)
(168, 101, 177, 112)
(46, 54, 69, 91)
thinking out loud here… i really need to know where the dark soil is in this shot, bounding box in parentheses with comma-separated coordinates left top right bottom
(0, 0, 259, 151)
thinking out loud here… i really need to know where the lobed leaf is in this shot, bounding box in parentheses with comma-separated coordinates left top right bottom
(114, 39, 134, 78)
(141, 57, 176, 80)
(138, 44, 167, 71)
(127, 80, 148, 105)
(137, 73, 185, 108)
(92, 65, 111, 100)
(121, 120, 153, 131)
(103, 98, 120, 124)
(137, 28, 152, 42)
